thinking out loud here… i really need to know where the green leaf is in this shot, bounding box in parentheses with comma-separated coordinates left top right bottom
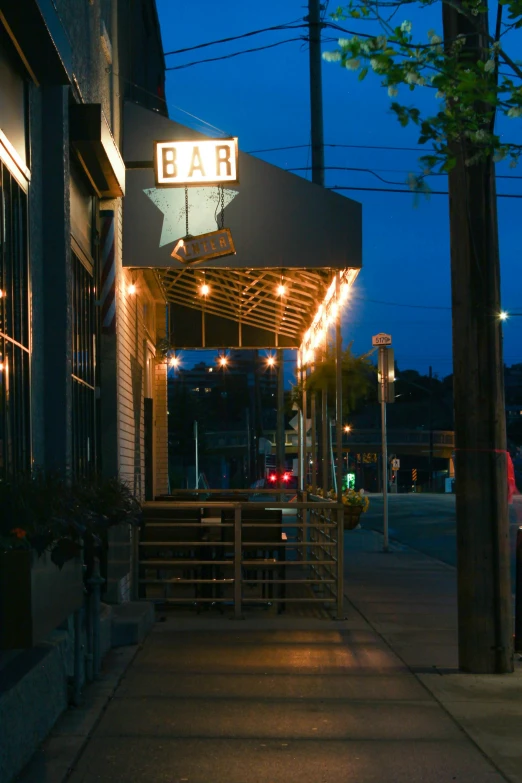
(358, 67, 369, 81)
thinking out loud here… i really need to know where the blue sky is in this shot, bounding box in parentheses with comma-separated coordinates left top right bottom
(156, 0, 522, 379)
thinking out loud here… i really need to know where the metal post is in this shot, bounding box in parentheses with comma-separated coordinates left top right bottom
(321, 341, 328, 495)
(85, 592, 93, 683)
(308, 0, 325, 187)
(87, 557, 105, 678)
(234, 505, 242, 619)
(72, 608, 83, 706)
(194, 420, 199, 489)
(301, 360, 307, 492)
(428, 365, 433, 491)
(515, 527, 522, 652)
(297, 360, 303, 493)
(277, 348, 285, 501)
(132, 523, 140, 601)
(380, 347, 389, 552)
(311, 384, 317, 494)
(335, 274, 344, 619)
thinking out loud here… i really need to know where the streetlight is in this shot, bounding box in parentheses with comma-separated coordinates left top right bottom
(343, 424, 351, 433)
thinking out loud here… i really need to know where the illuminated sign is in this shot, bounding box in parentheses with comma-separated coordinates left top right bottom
(171, 228, 236, 265)
(155, 138, 239, 187)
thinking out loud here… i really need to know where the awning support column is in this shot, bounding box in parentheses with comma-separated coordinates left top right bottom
(335, 272, 344, 619)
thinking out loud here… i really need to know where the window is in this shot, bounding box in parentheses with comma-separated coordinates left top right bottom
(0, 161, 30, 477)
(71, 252, 96, 477)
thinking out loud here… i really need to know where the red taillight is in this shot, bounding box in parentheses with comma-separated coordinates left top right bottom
(283, 473, 290, 482)
(269, 474, 277, 482)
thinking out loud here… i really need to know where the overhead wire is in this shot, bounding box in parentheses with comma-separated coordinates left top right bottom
(165, 38, 306, 71)
(163, 20, 306, 56)
(329, 185, 522, 197)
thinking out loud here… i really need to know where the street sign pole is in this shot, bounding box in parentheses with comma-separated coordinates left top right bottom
(373, 334, 393, 553)
(379, 347, 389, 552)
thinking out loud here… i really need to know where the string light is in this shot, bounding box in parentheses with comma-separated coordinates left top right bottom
(300, 269, 358, 357)
(266, 355, 276, 367)
(219, 354, 228, 367)
(0, 290, 4, 298)
(500, 311, 509, 320)
(277, 284, 286, 296)
(170, 355, 180, 367)
(344, 425, 351, 433)
(128, 283, 136, 295)
(200, 282, 210, 296)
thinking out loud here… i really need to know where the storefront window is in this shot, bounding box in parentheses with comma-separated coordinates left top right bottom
(71, 251, 97, 477)
(0, 161, 30, 477)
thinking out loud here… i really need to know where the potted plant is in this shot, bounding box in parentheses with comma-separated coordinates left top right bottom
(0, 472, 142, 649)
(341, 489, 370, 530)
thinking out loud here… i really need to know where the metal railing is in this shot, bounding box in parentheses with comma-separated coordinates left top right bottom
(135, 490, 344, 619)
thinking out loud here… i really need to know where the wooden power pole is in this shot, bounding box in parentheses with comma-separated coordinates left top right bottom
(442, 0, 513, 673)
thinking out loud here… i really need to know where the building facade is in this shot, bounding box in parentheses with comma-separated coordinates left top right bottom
(0, 0, 169, 601)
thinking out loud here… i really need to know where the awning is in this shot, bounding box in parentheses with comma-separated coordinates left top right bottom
(0, 0, 72, 85)
(123, 102, 362, 349)
(70, 105, 125, 198)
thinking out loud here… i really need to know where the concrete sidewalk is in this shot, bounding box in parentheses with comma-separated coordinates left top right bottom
(56, 528, 522, 783)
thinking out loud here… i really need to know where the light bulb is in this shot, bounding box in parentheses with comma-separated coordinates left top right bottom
(128, 283, 136, 295)
(170, 356, 179, 368)
(0, 290, 4, 298)
(500, 311, 509, 321)
(266, 356, 275, 367)
(277, 284, 286, 296)
(219, 355, 228, 367)
(200, 283, 210, 296)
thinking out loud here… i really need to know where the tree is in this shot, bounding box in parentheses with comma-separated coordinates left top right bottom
(324, 1, 522, 177)
(323, 1, 518, 672)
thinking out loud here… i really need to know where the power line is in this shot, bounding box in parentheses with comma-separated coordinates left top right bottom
(246, 142, 430, 154)
(165, 38, 305, 71)
(288, 165, 522, 182)
(163, 21, 306, 56)
(330, 185, 522, 198)
(352, 295, 451, 310)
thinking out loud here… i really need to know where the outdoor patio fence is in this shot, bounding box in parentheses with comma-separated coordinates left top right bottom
(134, 490, 344, 619)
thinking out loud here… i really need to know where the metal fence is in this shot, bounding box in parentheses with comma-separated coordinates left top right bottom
(134, 490, 344, 619)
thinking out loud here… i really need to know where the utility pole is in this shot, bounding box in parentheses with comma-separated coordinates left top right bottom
(308, 0, 325, 186)
(442, 1, 513, 673)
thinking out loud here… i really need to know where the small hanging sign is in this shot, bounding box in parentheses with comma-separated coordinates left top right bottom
(170, 228, 236, 265)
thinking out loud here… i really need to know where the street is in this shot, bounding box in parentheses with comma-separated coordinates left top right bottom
(361, 493, 522, 584)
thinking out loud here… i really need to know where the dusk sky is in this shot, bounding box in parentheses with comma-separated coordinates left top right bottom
(156, 0, 522, 379)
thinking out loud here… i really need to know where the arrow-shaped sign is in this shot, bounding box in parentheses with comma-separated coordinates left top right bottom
(170, 228, 236, 265)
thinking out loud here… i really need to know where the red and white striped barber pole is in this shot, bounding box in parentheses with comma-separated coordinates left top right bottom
(100, 210, 116, 334)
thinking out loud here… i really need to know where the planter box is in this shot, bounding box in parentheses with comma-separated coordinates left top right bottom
(0, 549, 84, 649)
